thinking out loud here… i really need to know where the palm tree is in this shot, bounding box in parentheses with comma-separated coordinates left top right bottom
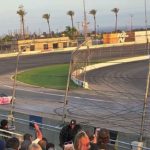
(64, 26, 77, 39)
(42, 13, 51, 37)
(111, 8, 119, 32)
(67, 10, 75, 29)
(89, 9, 97, 37)
(17, 5, 26, 39)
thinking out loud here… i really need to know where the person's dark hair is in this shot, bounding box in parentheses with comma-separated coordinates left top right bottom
(42, 137, 48, 144)
(38, 139, 47, 150)
(23, 133, 32, 141)
(0, 119, 8, 128)
(97, 128, 110, 145)
(20, 140, 31, 150)
(6, 137, 19, 149)
(46, 143, 55, 150)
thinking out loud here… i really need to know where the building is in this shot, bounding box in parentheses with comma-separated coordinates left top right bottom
(17, 37, 70, 52)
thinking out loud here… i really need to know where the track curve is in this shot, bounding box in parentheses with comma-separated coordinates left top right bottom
(85, 60, 148, 101)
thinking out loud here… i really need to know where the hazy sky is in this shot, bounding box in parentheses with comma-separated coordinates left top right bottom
(0, 0, 149, 35)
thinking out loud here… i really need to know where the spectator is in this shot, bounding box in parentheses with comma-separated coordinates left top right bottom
(0, 119, 11, 141)
(74, 131, 90, 150)
(0, 119, 8, 130)
(5, 137, 19, 150)
(42, 138, 48, 145)
(32, 123, 43, 144)
(20, 123, 42, 150)
(20, 134, 32, 150)
(38, 139, 47, 150)
(28, 143, 42, 150)
(46, 143, 55, 150)
(96, 128, 113, 150)
(0, 140, 5, 150)
(59, 119, 81, 148)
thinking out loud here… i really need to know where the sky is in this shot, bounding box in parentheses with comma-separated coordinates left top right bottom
(0, 0, 149, 36)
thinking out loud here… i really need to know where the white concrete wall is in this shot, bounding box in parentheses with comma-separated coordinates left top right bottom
(135, 31, 150, 43)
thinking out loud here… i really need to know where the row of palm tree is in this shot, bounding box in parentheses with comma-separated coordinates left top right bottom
(16, 5, 119, 40)
(66, 8, 119, 37)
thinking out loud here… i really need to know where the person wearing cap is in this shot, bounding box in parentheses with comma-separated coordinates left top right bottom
(59, 119, 81, 148)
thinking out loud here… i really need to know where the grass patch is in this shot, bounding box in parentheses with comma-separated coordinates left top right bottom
(17, 64, 78, 90)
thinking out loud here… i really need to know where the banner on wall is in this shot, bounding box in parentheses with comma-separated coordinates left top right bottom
(103, 31, 135, 44)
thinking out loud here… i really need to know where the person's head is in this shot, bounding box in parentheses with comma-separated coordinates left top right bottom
(23, 133, 33, 141)
(28, 143, 42, 150)
(0, 119, 8, 129)
(74, 131, 90, 150)
(42, 137, 48, 144)
(97, 128, 110, 145)
(20, 140, 31, 150)
(38, 140, 47, 150)
(6, 137, 20, 150)
(69, 119, 76, 129)
(46, 143, 55, 150)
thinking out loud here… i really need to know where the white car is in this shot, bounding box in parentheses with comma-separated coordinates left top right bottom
(0, 93, 14, 105)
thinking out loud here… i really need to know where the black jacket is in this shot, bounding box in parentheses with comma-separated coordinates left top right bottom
(59, 124, 81, 147)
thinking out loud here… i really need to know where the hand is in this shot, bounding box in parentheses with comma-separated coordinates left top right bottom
(34, 123, 40, 131)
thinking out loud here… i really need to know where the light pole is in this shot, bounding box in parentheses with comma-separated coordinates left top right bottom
(62, 0, 90, 123)
(97, 25, 100, 34)
(82, 0, 89, 84)
(9, 51, 21, 126)
(9, 42, 34, 126)
(130, 14, 133, 32)
(139, 0, 150, 142)
(62, 40, 90, 123)
(83, 0, 87, 40)
(77, 22, 80, 33)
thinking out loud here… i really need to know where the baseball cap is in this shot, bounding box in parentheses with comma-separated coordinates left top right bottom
(70, 119, 76, 125)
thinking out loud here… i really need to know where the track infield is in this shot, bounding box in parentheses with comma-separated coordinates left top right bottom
(17, 64, 78, 90)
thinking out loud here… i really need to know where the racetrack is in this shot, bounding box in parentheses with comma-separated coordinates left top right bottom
(0, 50, 150, 135)
(0, 51, 71, 75)
(85, 60, 148, 101)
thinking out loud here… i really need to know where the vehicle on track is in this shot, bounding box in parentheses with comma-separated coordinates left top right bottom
(0, 93, 14, 105)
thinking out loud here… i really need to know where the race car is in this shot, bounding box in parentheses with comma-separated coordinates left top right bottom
(0, 93, 14, 105)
